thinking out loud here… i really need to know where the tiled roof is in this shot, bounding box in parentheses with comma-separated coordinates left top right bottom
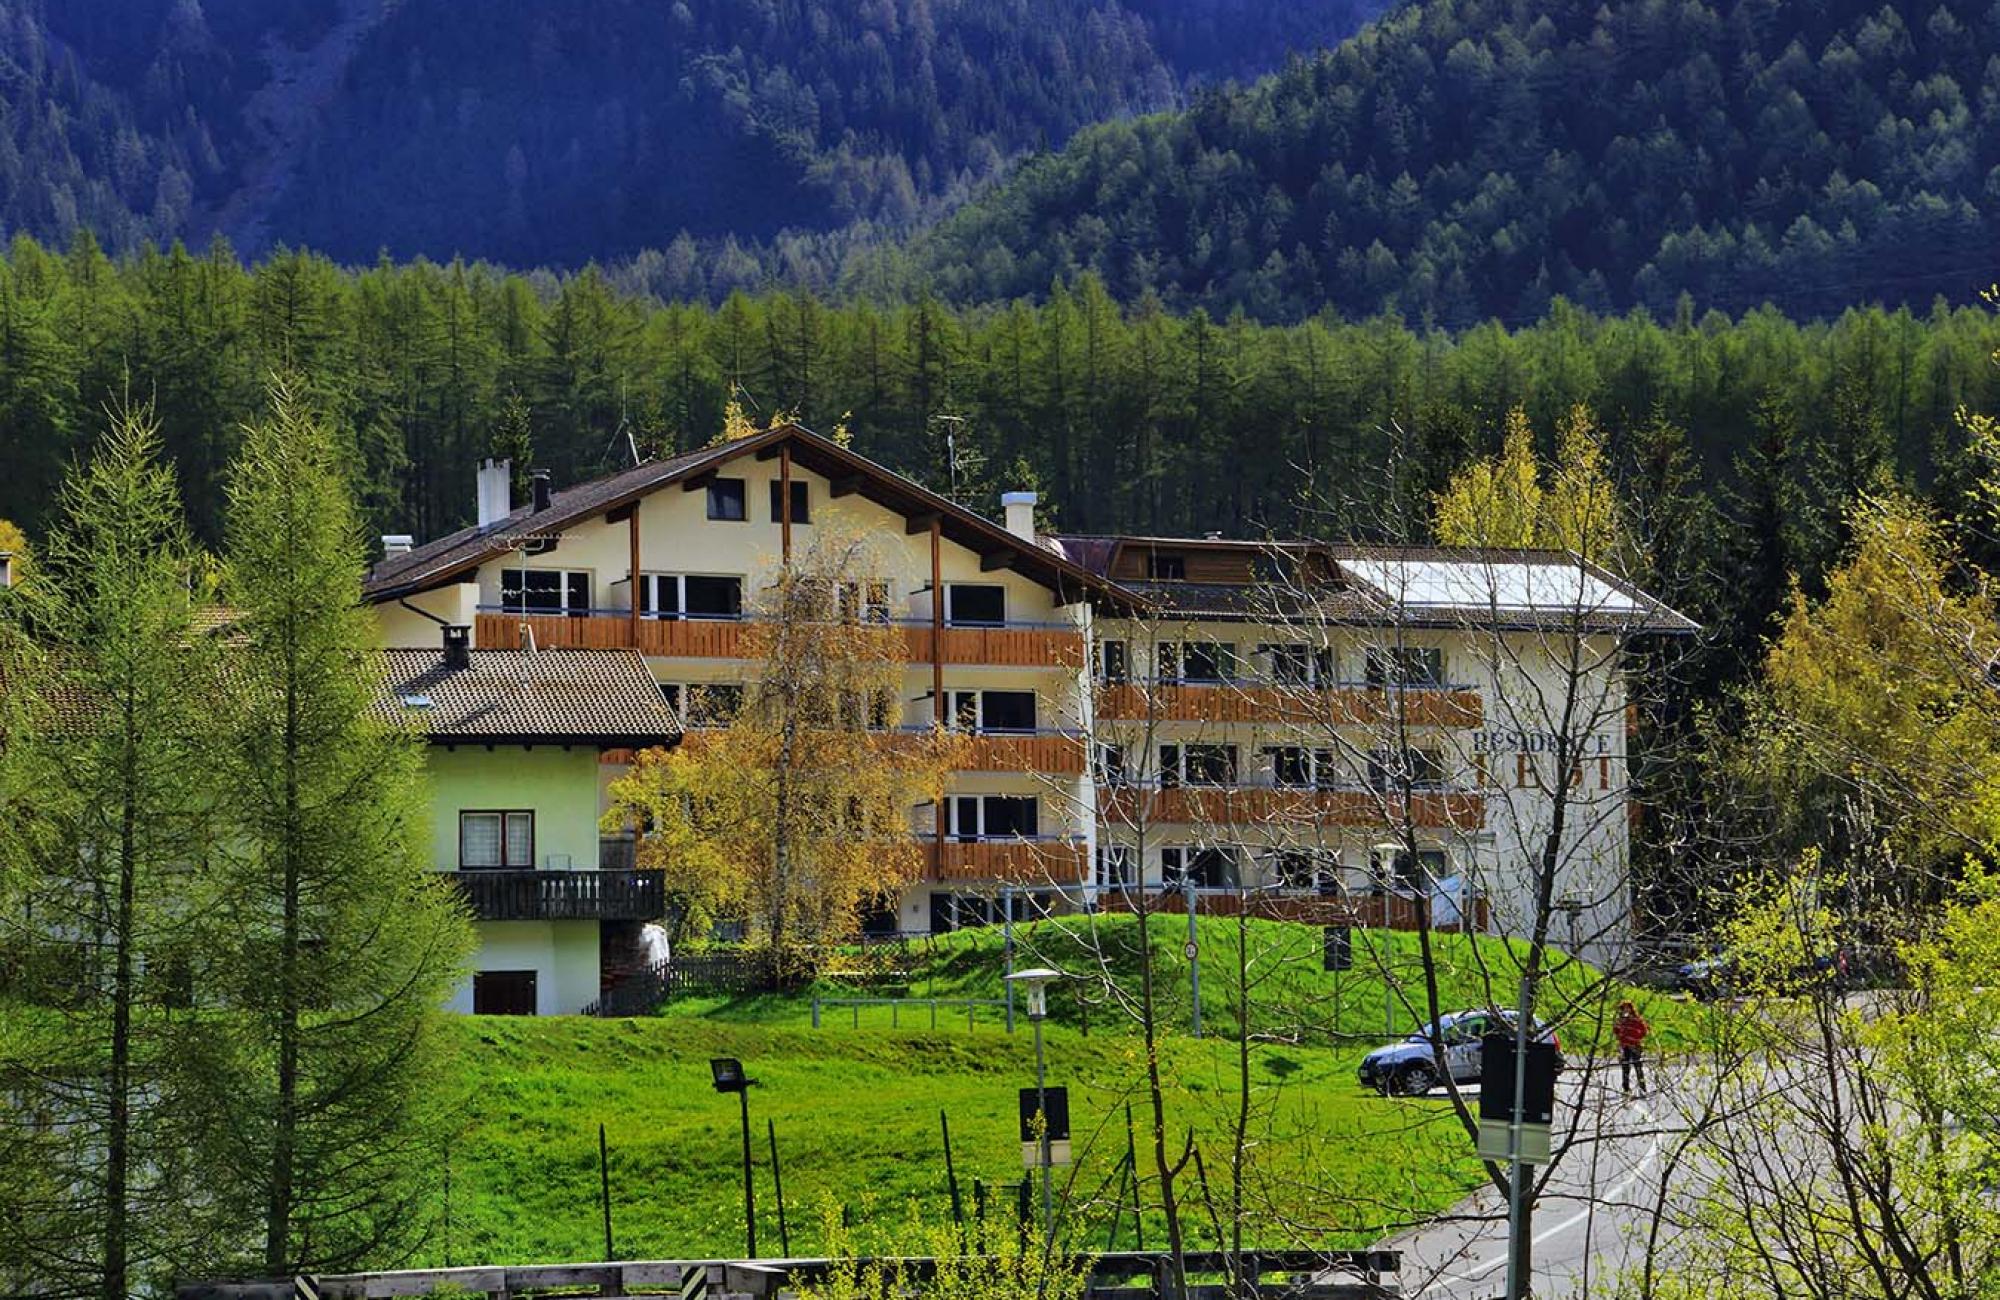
(366, 440, 740, 598)
(363, 424, 1135, 610)
(377, 648, 681, 744)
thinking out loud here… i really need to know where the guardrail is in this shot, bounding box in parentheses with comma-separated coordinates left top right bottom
(812, 995, 1009, 1031)
(190, 1247, 1400, 1299)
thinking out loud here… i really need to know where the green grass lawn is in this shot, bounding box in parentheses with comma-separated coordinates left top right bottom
(430, 1013, 1482, 1267)
(692, 915, 1702, 1053)
(428, 918, 1701, 1267)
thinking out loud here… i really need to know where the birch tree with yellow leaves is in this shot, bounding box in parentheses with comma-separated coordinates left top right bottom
(605, 530, 960, 981)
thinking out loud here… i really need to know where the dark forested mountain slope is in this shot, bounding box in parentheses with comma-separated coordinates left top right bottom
(921, 0, 2000, 322)
(0, 0, 1389, 266)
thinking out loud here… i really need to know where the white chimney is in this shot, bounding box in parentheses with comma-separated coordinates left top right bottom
(1001, 491, 1038, 542)
(0, 552, 13, 588)
(477, 458, 512, 528)
(382, 534, 414, 557)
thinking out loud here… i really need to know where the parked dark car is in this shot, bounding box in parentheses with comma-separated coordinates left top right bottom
(1358, 1011, 1564, 1097)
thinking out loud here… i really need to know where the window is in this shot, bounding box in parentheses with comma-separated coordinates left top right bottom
(686, 575, 743, 619)
(1162, 846, 1240, 890)
(1264, 746, 1340, 789)
(946, 584, 1006, 627)
(472, 970, 538, 1016)
(1160, 641, 1236, 683)
(707, 477, 747, 521)
(1373, 847, 1449, 889)
(460, 811, 534, 869)
(928, 892, 1052, 933)
(685, 683, 743, 727)
(1368, 746, 1446, 792)
(1148, 552, 1186, 580)
(1252, 551, 1292, 583)
(638, 574, 744, 620)
(1271, 851, 1333, 893)
(1160, 743, 1237, 788)
(500, 568, 591, 616)
(769, 479, 810, 524)
(1264, 643, 1335, 686)
(1098, 639, 1129, 683)
(1365, 646, 1444, 687)
(950, 690, 1036, 733)
(1095, 743, 1128, 787)
(837, 580, 892, 624)
(1096, 844, 1136, 888)
(949, 796, 1040, 841)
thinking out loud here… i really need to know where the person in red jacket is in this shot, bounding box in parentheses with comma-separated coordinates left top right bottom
(1614, 1000, 1650, 1095)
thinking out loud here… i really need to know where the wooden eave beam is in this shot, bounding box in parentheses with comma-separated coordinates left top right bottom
(604, 502, 637, 524)
(754, 443, 787, 462)
(980, 552, 1015, 573)
(829, 474, 866, 498)
(905, 512, 942, 536)
(682, 470, 718, 493)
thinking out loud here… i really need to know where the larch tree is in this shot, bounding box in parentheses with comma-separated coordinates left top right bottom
(0, 402, 217, 1297)
(196, 378, 473, 1274)
(605, 529, 961, 981)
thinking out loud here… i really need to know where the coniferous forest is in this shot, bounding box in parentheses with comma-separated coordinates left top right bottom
(2, 231, 1997, 696)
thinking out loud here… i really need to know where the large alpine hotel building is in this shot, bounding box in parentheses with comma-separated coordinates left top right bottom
(363, 423, 1693, 1014)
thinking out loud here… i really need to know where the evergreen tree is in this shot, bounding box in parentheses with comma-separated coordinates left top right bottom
(0, 402, 217, 1296)
(196, 379, 472, 1273)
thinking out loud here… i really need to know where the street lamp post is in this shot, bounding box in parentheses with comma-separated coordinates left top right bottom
(1005, 966, 1062, 1239)
(711, 1057, 757, 1259)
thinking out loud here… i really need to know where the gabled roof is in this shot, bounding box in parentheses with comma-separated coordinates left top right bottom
(364, 424, 1135, 610)
(377, 648, 681, 747)
(1053, 533, 1696, 634)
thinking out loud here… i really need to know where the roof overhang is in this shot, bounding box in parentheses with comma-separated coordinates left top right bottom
(365, 424, 1139, 613)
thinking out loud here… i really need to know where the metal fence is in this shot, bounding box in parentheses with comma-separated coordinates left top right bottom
(811, 995, 1011, 1031)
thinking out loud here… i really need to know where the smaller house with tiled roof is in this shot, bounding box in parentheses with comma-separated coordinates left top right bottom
(379, 644, 680, 1015)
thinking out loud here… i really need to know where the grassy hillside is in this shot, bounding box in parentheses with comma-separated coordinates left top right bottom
(430, 1012, 1478, 1266)
(419, 921, 1705, 1264)
(702, 915, 1699, 1054)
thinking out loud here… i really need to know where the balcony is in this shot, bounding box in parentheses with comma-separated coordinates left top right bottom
(899, 619, 1087, 670)
(476, 610, 752, 658)
(890, 725, 1088, 775)
(445, 868, 666, 922)
(1095, 680, 1482, 728)
(1097, 782, 1485, 832)
(926, 836, 1090, 885)
(476, 609, 1087, 670)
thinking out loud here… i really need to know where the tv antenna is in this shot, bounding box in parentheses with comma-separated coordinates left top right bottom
(931, 413, 981, 501)
(605, 380, 641, 468)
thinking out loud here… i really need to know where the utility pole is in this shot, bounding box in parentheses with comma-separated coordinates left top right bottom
(1505, 974, 1533, 1300)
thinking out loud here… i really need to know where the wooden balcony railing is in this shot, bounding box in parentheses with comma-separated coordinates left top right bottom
(476, 611, 753, 658)
(1095, 681, 1482, 727)
(444, 868, 667, 922)
(901, 623, 1087, 669)
(928, 838, 1090, 885)
(950, 730, 1088, 775)
(477, 611, 1085, 670)
(1097, 784, 1485, 831)
(1095, 888, 1489, 932)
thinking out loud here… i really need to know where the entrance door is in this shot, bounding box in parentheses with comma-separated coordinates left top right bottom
(473, 969, 538, 1015)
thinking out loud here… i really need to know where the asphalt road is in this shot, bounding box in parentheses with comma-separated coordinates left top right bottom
(1369, 1062, 1691, 1299)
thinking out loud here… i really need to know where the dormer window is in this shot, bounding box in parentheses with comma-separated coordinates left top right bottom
(1148, 553, 1186, 580)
